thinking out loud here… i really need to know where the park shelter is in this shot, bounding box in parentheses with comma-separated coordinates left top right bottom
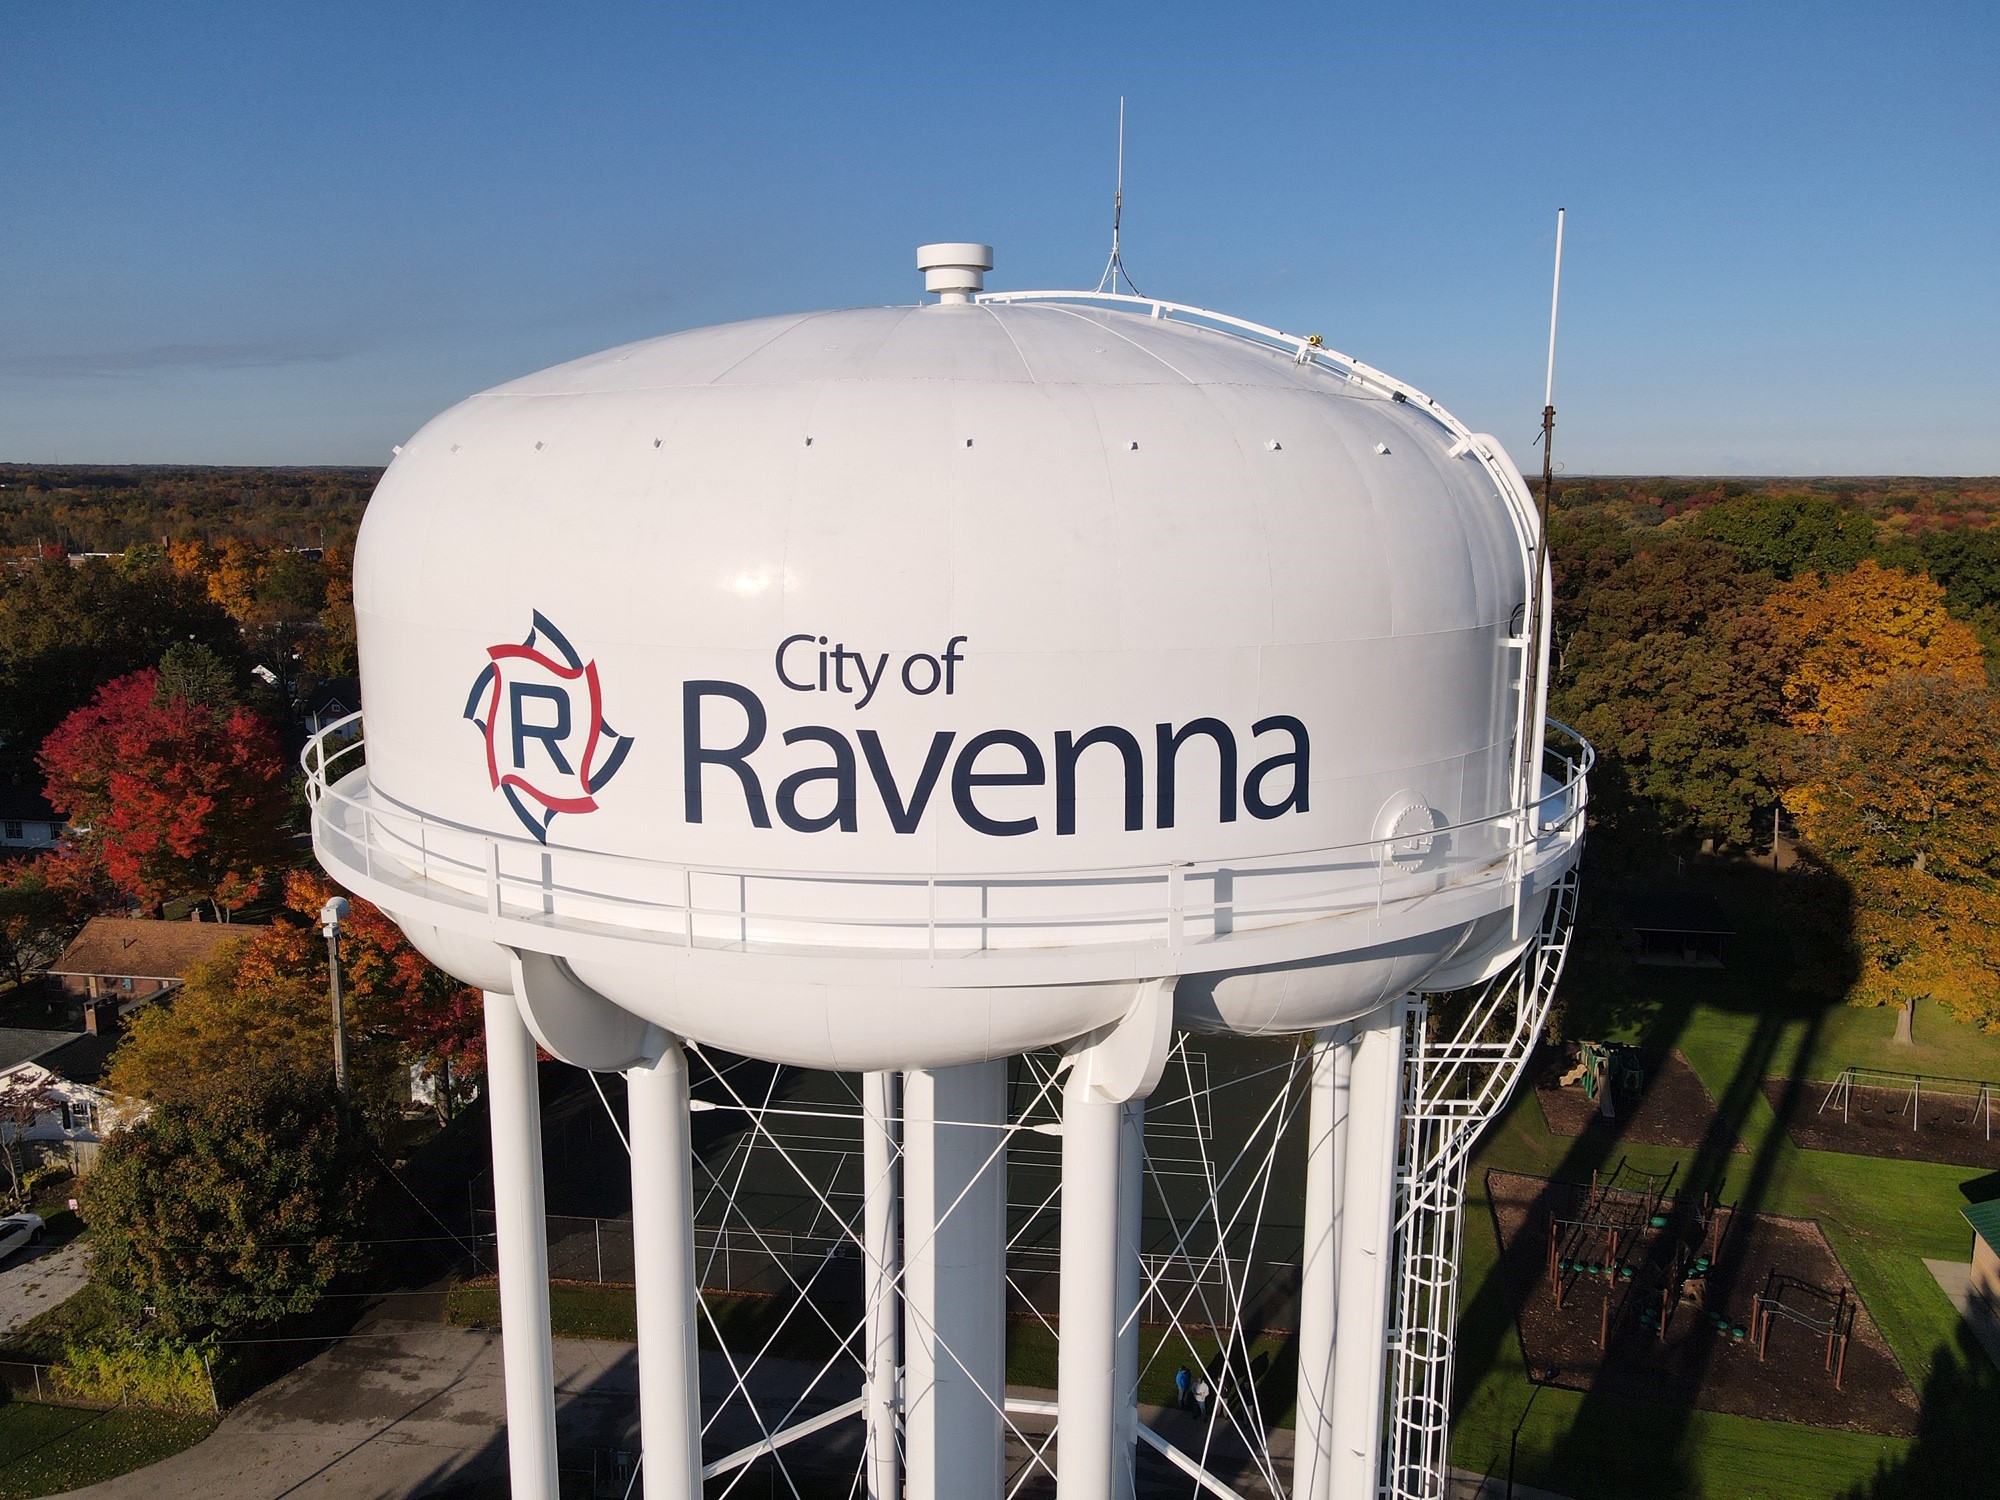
(1964, 1201, 2000, 1306)
(1627, 890, 1733, 967)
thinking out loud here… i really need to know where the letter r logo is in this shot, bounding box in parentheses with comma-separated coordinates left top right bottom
(465, 612, 634, 842)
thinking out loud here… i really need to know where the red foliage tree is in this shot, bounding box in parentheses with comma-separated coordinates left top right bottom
(38, 668, 291, 916)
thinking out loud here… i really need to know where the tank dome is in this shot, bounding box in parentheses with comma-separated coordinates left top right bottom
(315, 284, 1582, 1070)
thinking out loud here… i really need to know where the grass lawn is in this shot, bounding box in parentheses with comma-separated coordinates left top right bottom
(447, 1280, 855, 1363)
(1449, 855, 2000, 1499)
(0, 1281, 122, 1367)
(0, 1402, 215, 1500)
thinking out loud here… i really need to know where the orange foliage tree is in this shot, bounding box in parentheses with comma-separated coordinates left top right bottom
(243, 871, 486, 1121)
(1765, 560, 1987, 739)
(109, 870, 484, 1125)
(1789, 673, 2000, 1039)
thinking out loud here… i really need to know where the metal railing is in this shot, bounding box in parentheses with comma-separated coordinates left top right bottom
(304, 714, 1589, 962)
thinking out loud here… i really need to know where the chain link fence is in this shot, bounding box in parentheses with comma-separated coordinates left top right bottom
(473, 1211, 1294, 1330)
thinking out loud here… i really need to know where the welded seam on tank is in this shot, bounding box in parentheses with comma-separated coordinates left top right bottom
(700, 308, 857, 387)
(1020, 301, 1203, 384)
(972, 300, 1038, 382)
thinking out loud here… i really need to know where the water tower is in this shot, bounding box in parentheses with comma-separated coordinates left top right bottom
(307, 242, 1588, 1500)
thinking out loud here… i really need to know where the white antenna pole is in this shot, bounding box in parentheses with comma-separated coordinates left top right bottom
(1097, 97, 1141, 296)
(1544, 207, 1565, 411)
(1520, 208, 1566, 818)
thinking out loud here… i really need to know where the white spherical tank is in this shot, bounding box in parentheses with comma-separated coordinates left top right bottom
(312, 261, 1581, 1074)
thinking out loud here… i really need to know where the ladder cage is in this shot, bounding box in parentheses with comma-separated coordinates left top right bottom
(1383, 869, 1579, 1500)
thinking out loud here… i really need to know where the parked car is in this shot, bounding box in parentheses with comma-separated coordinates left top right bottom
(0, 1213, 43, 1262)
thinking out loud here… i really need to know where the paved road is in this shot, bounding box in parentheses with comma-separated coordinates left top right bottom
(0, 1235, 89, 1337)
(59, 1325, 638, 1499)
(47, 1317, 1573, 1500)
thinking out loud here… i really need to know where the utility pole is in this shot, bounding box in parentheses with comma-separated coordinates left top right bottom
(321, 897, 351, 1103)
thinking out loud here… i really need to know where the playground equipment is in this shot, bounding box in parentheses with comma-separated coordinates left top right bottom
(1557, 1042, 1643, 1119)
(1751, 1270, 1853, 1388)
(1641, 1192, 1736, 1343)
(307, 243, 1590, 1500)
(1818, 1067, 1997, 1138)
(1545, 1162, 1673, 1319)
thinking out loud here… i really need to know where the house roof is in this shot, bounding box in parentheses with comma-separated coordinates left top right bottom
(302, 675, 360, 718)
(1965, 1200, 2000, 1255)
(48, 916, 266, 981)
(0, 785, 57, 823)
(0, 1027, 88, 1075)
(38, 1032, 114, 1085)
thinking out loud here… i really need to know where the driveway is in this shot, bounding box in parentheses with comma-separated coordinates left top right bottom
(0, 1235, 90, 1337)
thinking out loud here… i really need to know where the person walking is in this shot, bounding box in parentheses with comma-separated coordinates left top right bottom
(1193, 1376, 1211, 1422)
(1174, 1365, 1193, 1412)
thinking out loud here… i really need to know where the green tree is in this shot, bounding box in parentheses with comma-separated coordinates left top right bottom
(82, 1068, 374, 1341)
(1916, 526, 2000, 667)
(1687, 492, 1874, 579)
(1552, 538, 1786, 848)
(154, 642, 237, 712)
(0, 557, 243, 778)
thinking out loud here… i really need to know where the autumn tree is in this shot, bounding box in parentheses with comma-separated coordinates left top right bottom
(0, 556, 242, 778)
(1765, 560, 1988, 739)
(39, 666, 292, 916)
(83, 1068, 374, 1341)
(1789, 673, 2000, 1041)
(106, 937, 327, 1108)
(244, 871, 485, 1124)
(109, 871, 484, 1127)
(0, 853, 108, 988)
(1552, 538, 1787, 848)
(305, 542, 358, 680)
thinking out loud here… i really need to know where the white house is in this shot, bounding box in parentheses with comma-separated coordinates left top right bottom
(0, 787, 63, 851)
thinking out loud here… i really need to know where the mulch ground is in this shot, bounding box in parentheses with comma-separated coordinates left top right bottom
(1536, 1049, 1744, 1152)
(1486, 1169, 1918, 1436)
(1766, 1079, 2000, 1170)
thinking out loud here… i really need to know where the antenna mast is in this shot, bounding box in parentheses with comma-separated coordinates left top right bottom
(1540, 207, 1565, 540)
(1518, 208, 1566, 825)
(1096, 97, 1142, 296)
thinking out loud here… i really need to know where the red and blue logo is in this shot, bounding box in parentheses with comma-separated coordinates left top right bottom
(464, 613, 634, 842)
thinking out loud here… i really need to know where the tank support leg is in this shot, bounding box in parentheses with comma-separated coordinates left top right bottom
(1059, 1076, 1123, 1500)
(1113, 1095, 1145, 1500)
(1059, 979, 1173, 1500)
(1295, 1024, 1355, 1500)
(903, 1063, 1007, 1500)
(628, 1040, 701, 1500)
(863, 1071, 903, 1500)
(483, 989, 559, 1500)
(1327, 1000, 1412, 1497)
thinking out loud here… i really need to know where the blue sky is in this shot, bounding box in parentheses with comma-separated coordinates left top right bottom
(3, 2, 1994, 473)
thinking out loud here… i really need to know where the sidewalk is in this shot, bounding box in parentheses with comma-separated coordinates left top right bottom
(59, 1324, 636, 1498)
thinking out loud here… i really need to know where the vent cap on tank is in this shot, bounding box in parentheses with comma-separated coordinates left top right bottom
(916, 242, 993, 303)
